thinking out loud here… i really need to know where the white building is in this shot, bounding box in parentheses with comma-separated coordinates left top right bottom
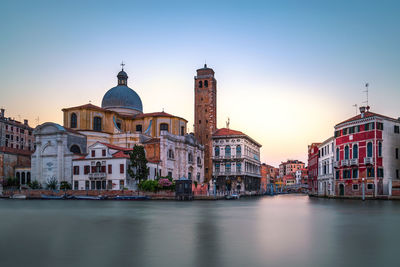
(317, 137, 335, 196)
(212, 128, 261, 193)
(31, 122, 87, 187)
(72, 142, 161, 190)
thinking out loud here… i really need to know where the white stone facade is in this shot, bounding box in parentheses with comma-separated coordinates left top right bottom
(317, 137, 335, 196)
(31, 122, 87, 188)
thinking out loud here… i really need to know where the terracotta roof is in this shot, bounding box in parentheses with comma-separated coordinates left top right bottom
(0, 147, 33, 156)
(112, 151, 130, 158)
(147, 159, 161, 164)
(62, 103, 107, 112)
(142, 138, 160, 144)
(336, 111, 399, 127)
(213, 128, 245, 137)
(100, 142, 132, 151)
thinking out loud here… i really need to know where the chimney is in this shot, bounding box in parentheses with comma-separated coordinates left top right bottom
(359, 106, 366, 118)
(24, 119, 28, 125)
(0, 108, 4, 118)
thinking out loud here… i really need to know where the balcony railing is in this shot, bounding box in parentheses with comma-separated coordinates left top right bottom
(88, 172, 107, 180)
(213, 154, 242, 160)
(364, 157, 374, 165)
(341, 159, 349, 166)
(334, 161, 340, 168)
(213, 171, 261, 177)
(349, 158, 358, 166)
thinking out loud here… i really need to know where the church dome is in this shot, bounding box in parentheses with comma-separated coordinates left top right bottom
(101, 68, 143, 114)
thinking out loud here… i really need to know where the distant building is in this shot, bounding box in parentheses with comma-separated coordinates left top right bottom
(212, 128, 261, 193)
(0, 108, 34, 183)
(334, 106, 400, 197)
(295, 168, 308, 185)
(308, 143, 321, 195)
(279, 159, 305, 177)
(317, 137, 334, 196)
(261, 163, 279, 192)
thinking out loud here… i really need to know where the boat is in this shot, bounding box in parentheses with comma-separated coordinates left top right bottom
(41, 194, 65, 200)
(225, 194, 240, 200)
(10, 194, 26, 199)
(68, 195, 105, 200)
(112, 195, 150, 200)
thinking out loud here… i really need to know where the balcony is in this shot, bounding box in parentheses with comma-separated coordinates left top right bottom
(88, 172, 107, 180)
(364, 157, 374, 165)
(341, 159, 349, 166)
(349, 158, 358, 166)
(334, 161, 340, 168)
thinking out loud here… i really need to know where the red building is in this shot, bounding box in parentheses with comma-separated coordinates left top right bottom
(308, 143, 320, 195)
(334, 106, 400, 197)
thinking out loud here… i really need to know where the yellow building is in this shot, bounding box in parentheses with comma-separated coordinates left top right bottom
(62, 68, 187, 148)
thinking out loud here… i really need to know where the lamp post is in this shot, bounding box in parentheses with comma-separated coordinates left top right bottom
(362, 177, 365, 201)
(213, 178, 216, 199)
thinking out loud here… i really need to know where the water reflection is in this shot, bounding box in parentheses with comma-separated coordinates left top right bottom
(1, 195, 400, 267)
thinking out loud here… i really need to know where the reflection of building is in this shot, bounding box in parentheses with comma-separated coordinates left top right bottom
(317, 137, 334, 196)
(334, 107, 400, 197)
(0, 108, 35, 183)
(279, 160, 305, 177)
(194, 64, 217, 182)
(212, 128, 261, 193)
(31, 122, 87, 186)
(308, 143, 320, 195)
(72, 142, 161, 190)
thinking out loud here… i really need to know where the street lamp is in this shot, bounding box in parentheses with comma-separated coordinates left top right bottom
(362, 177, 365, 201)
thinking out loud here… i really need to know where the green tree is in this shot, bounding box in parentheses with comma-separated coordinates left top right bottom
(60, 181, 72, 190)
(46, 177, 58, 190)
(127, 145, 149, 183)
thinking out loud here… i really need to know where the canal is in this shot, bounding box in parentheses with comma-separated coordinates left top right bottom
(0, 194, 399, 267)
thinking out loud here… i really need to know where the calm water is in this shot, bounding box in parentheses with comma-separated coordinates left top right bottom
(1, 195, 400, 267)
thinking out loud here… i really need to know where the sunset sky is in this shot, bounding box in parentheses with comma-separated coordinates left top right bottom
(1, 0, 399, 167)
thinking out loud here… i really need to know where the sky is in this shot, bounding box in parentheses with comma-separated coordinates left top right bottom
(1, 0, 400, 167)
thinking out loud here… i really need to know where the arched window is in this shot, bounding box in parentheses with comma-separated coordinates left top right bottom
(226, 162, 231, 173)
(70, 113, 77, 128)
(199, 81, 203, 88)
(367, 142, 373, 158)
(160, 123, 169, 134)
(27, 172, 31, 184)
(353, 144, 358, 159)
(188, 172, 192, 180)
(16, 172, 20, 183)
(70, 145, 81, 154)
(204, 80, 208, 87)
(344, 146, 349, 160)
(236, 145, 242, 157)
(237, 162, 241, 173)
(96, 162, 101, 173)
(225, 145, 231, 157)
(378, 141, 382, 157)
(215, 146, 220, 156)
(93, 117, 102, 131)
(197, 156, 201, 165)
(188, 153, 193, 163)
(21, 172, 26, 184)
(336, 148, 340, 161)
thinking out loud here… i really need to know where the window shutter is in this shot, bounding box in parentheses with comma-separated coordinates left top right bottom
(120, 164, 124, 174)
(101, 166, 106, 173)
(108, 164, 112, 174)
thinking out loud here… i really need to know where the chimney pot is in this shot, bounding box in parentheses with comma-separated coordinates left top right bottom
(24, 119, 28, 125)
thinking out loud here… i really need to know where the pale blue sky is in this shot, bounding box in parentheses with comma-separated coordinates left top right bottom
(1, 0, 399, 166)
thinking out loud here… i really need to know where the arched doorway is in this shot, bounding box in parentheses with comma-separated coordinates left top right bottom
(339, 184, 344, 196)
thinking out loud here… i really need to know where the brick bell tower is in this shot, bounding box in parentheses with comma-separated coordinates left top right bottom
(194, 64, 217, 182)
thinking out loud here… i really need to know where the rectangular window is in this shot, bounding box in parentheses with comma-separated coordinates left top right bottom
(74, 181, 79, 190)
(352, 184, 359, 190)
(84, 165, 90, 174)
(120, 180, 124, 189)
(349, 127, 354, 134)
(73, 166, 80, 175)
(101, 166, 106, 173)
(377, 168, 384, 178)
(377, 122, 384, 130)
(102, 149, 106, 157)
(396, 148, 399, 159)
(91, 150, 95, 157)
(397, 169, 399, 179)
(136, 124, 142, 133)
(365, 123, 370, 131)
(108, 164, 112, 174)
(120, 164, 124, 174)
(367, 184, 374, 190)
(335, 130, 340, 138)
(91, 181, 95, 190)
(85, 181, 89, 190)
(356, 125, 360, 133)
(367, 167, 374, 178)
(343, 128, 348, 135)
(352, 169, 358, 179)
(395, 125, 400, 134)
